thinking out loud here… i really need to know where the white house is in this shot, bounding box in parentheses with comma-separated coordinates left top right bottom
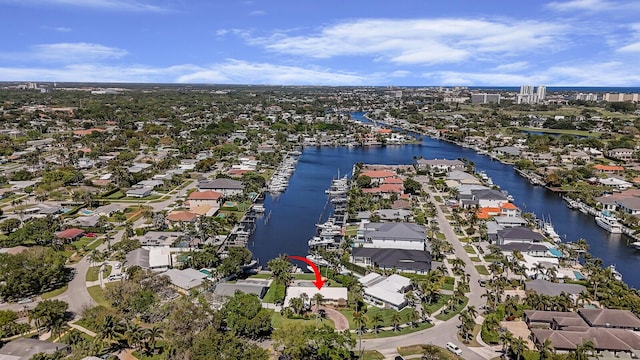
(284, 286, 348, 308)
(354, 222, 426, 251)
(198, 179, 245, 196)
(359, 273, 412, 310)
(188, 190, 222, 213)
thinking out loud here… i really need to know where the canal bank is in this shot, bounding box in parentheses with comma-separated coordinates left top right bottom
(249, 112, 640, 289)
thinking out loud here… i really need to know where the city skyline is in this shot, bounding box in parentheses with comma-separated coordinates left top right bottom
(0, 0, 639, 86)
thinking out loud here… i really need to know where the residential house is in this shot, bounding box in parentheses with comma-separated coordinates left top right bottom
(162, 268, 208, 291)
(500, 242, 550, 257)
(593, 164, 625, 174)
(359, 170, 396, 185)
(0, 338, 69, 359)
(139, 231, 184, 247)
(350, 247, 431, 274)
(414, 159, 465, 173)
(599, 177, 633, 190)
(616, 197, 640, 216)
(496, 226, 546, 245)
(608, 148, 634, 161)
(355, 222, 427, 251)
(524, 279, 586, 297)
(213, 279, 271, 299)
(56, 228, 85, 242)
(125, 247, 171, 271)
(359, 273, 412, 310)
(126, 188, 152, 198)
(166, 211, 198, 224)
(493, 146, 521, 157)
(284, 287, 348, 308)
(465, 189, 509, 208)
(198, 178, 245, 196)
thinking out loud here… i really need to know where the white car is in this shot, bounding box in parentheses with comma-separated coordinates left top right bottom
(17, 297, 33, 304)
(446, 342, 462, 356)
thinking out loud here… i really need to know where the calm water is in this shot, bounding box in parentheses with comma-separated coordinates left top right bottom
(249, 112, 640, 288)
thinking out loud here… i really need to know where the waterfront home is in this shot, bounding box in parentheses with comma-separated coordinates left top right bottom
(355, 222, 427, 251)
(500, 242, 550, 257)
(350, 247, 431, 274)
(493, 215, 528, 228)
(359, 170, 396, 185)
(284, 286, 348, 308)
(493, 146, 521, 157)
(496, 226, 546, 245)
(93, 203, 125, 217)
(461, 189, 509, 208)
(446, 170, 482, 186)
(198, 178, 244, 196)
(66, 214, 101, 228)
(188, 190, 223, 211)
(616, 197, 640, 216)
(414, 158, 465, 174)
(359, 273, 411, 310)
(599, 177, 633, 190)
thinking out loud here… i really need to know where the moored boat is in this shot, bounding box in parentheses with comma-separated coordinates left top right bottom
(595, 215, 623, 234)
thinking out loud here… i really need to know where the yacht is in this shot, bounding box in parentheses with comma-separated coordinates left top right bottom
(595, 215, 623, 233)
(609, 265, 623, 282)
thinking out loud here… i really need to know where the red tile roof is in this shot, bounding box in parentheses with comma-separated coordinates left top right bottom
(166, 211, 198, 222)
(56, 228, 85, 239)
(188, 190, 222, 200)
(360, 170, 396, 179)
(73, 128, 106, 136)
(594, 164, 624, 171)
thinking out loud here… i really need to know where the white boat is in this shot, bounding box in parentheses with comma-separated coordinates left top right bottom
(609, 265, 623, 281)
(630, 242, 640, 250)
(543, 223, 562, 243)
(595, 216, 623, 233)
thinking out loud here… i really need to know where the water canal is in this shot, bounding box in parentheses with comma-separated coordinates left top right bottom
(249, 112, 640, 289)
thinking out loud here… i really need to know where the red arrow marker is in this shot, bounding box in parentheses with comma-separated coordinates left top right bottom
(288, 255, 325, 290)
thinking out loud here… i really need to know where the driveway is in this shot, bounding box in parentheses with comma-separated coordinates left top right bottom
(312, 305, 349, 331)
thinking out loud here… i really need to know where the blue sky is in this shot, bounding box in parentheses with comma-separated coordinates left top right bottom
(0, 0, 639, 86)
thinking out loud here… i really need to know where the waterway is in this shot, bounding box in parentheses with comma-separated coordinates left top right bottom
(249, 112, 640, 289)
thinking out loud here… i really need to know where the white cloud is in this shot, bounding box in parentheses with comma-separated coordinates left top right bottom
(493, 61, 529, 72)
(252, 18, 567, 65)
(617, 42, 640, 52)
(0, 0, 170, 12)
(424, 61, 640, 86)
(54, 26, 71, 32)
(176, 60, 367, 85)
(31, 43, 128, 62)
(546, 0, 615, 11)
(249, 10, 265, 16)
(0, 60, 370, 85)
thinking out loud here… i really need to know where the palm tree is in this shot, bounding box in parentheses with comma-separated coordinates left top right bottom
(539, 338, 554, 360)
(369, 313, 384, 334)
(499, 331, 514, 356)
(510, 336, 526, 360)
(407, 308, 419, 328)
(353, 311, 366, 358)
(288, 296, 304, 316)
(390, 312, 402, 332)
(571, 340, 595, 360)
(97, 315, 124, 344)
(312, 293, 324, 313)
(145, 325, 164, 354)
(467, 305, 478, 320)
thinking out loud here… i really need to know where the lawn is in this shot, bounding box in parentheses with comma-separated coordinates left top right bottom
(457, 324, 482, 347)
(398, 344, 458, 359)
(469, 257, 481, 262)
(436, 232, 446, 240)
(87, 285, 112, 308)
(106, 191, 125, 199)
(361, 350, 385, 360)
(475, 265, 490, 275)
(86, 265, 112, 282)
(271, 311, 335, 329)
(41, 284, 68, 299)
(442, 277, 455, 291)
(435, 296, 469, 321)
(362, 321, 433, 339)
(463, 245, 476, 254)
(70, 237, 95, 250)
(344, 225, 358, 237)
(263, 282, 285, 304)
(86, 238, 104, 250)
(423, 295, 451, 315)
(433, 196, 443, 203)
(338, 307, 417, 329)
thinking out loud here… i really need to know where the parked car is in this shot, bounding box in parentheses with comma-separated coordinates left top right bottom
(446, 342, 463, 356)
(115, 263, 121, 269)
(18, 297, 33, 304)
(85, 232, 97, 237)
(108, 274, 124, 281)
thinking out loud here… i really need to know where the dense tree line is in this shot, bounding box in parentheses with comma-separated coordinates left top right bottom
(0, 247, 69, 300)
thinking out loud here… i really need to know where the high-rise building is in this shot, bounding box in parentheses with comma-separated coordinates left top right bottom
(576, 93, 598, 101)
(536, 86, 546, 101)
(520, 85, 534, 95)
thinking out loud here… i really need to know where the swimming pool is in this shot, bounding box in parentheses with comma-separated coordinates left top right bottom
(548, 248, 562, 257)
(223, 201, 237, 207)
(573, 271, 585, 280)
(79, 209, 94, 216)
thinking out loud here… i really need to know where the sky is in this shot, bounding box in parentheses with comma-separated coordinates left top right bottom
(0, 0, 639, 86)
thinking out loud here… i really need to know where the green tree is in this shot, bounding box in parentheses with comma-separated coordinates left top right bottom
(218, 247, 252, 277)
(273, 323, 354, 360)
(268, 254, 293, 286)
(221, 291, 272, 339)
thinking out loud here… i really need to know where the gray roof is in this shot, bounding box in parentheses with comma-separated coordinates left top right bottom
(213, 280, 269, 299)
(472, 189, 508, 201)
(352, 247, 431, 272)
(579, 308, 640, 329)
(494, 216, 528, 225)
(416, 159, 464, 166)
(126, 248, 150, 268)
(364, 222, 426, 241)
(525, 279, 586, 297)
(500, 242, 549, 253)
(497, 226, 546, 241)
(199, 178, 245, 190)
(616, 197, 640, 211)
(162, 268, 207, 290)
(494, 146, 521, 156)
(0, 339, 68, 359)
(126, 188, 152, 195)
(447, 170, 477, 181)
